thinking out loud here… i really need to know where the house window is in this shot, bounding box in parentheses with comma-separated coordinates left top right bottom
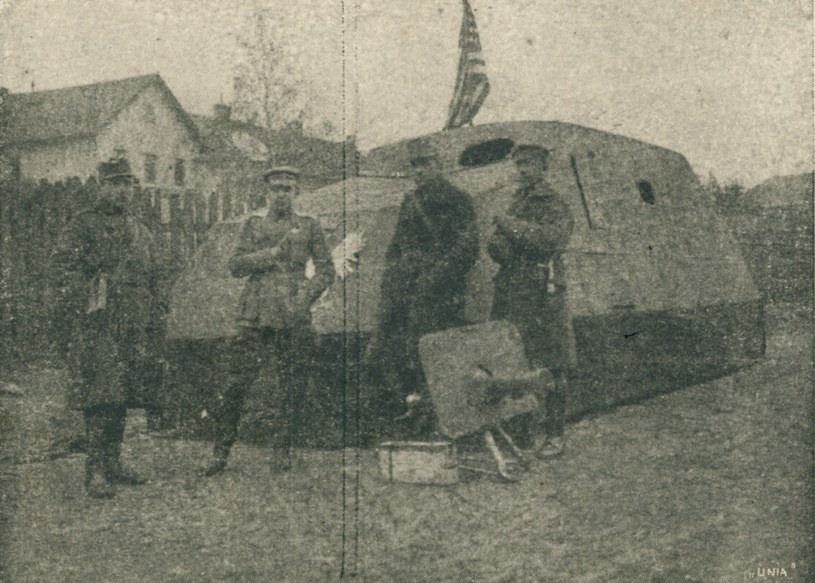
(144, 154, 158, 184)
(174, 158, 186, 186)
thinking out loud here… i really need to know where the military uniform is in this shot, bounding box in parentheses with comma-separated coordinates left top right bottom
(367, 174, 479, 433)
(206, 195, 334, 470)
(51, 159, 163, 497)
(488, 177, 576, 440)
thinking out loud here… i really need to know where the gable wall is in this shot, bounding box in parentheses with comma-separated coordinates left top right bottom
(99, 83, 200, 189)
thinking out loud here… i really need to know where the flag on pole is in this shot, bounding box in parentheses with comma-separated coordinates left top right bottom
(444, 0, 490, 130)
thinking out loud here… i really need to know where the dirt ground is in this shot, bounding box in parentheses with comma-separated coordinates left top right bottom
(1, 305, 812, 583)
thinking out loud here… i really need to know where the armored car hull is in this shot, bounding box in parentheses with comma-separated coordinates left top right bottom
(167, 121, 763, 436)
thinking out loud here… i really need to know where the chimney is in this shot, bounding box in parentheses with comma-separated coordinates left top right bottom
(213, 104, 231, 122)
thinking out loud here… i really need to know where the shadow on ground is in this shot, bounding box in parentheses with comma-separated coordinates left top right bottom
(1, 303, 812, 582)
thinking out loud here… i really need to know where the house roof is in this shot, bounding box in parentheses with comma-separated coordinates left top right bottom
(191, 113, 268, 163)
(192, 112, 353, 183)
(5, 73, 199, 145)
(267, 129, 350, 182)
(742, 172, 814, 208)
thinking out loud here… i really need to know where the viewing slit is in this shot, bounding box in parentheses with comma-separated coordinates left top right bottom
(458, 138, 515, 168)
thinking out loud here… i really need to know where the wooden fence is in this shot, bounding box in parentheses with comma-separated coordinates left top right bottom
(0, 175, 235, 366)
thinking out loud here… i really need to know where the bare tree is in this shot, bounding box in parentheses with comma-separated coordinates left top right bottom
(231, 10, 297, 130)
(231, 8, 334, 137)
(706, 172, 744, 210)
(705, 172, 723, 203)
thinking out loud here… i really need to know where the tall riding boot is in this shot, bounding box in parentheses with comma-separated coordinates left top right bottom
(85, 452, 115, 499)
(105, 441, 147, 485)
(84, 409, 115, 499)
(538, 373, 567, 458)
(103, 408, 146, 485)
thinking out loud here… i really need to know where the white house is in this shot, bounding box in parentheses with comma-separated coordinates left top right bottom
(5, 74, 201, 189)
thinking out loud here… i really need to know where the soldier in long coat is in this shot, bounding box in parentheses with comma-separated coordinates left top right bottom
(488, 144, 577, 457)
(52, 158, 163, 498)
(366, 139, 480, 437)
(200, 167, 334, 476)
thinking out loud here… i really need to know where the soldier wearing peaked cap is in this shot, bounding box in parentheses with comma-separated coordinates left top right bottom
(488, 144, 577, 457)
(199, 165, 335, 476)
(51, 158, 163, 498)
(364, 138, 480, 438)
(262, 166, 299, 181)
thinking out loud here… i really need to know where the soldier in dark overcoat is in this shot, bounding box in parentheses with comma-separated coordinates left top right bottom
(52, 158, 163, 498)
(200, 167, 334, 476)
(366, 138, 480, 437)
(488, 144, 576, 457)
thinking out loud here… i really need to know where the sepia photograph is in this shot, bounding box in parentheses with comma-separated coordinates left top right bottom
(0, 1, 812, 581)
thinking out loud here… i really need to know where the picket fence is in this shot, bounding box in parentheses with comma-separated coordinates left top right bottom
(0, 176, 238, 364)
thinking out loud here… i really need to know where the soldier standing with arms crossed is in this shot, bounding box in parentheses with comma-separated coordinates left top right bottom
(200, 167, 334, 476)
(52, 158, 163, 498)
(488, 144, 576, 457)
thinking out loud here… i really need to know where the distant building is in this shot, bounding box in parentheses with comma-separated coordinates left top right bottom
(5, 74, 201, 188)
(193, 105, 357, 216)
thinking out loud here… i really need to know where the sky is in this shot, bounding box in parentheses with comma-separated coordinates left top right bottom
(1, 0, 812, 186)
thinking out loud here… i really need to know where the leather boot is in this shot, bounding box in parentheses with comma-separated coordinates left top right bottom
(105, 442, 147, 485)
(85, 457, 115, 499)
(199, 444, 230, 477)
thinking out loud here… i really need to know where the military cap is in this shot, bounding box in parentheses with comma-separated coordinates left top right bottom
(262, 165, 300, 182)
(98, 157, 136, 184)
(510, 143, 551, 161)
(407, 137, 439, 163)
